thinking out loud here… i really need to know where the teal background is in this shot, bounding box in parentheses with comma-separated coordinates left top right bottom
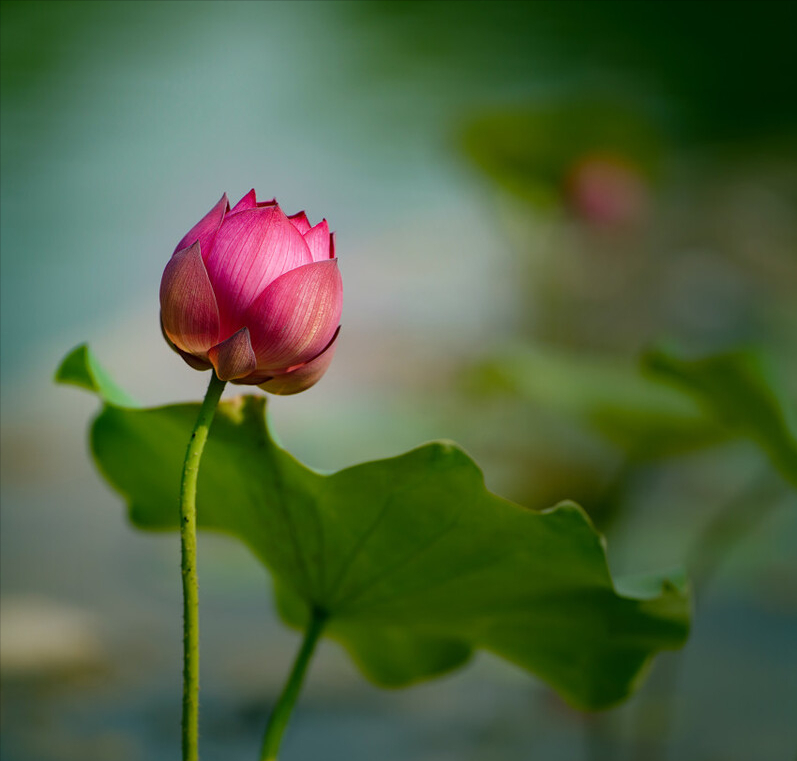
(2, 2, 796, 760)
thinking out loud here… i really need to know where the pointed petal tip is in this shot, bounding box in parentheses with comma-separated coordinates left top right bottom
(172, 238, 202, 257)
(230, 189, 258, 213)
(304, 218, 333, 261)
(230, 190, 279, 214)
(289, 210, 312, 233)
(175, 194, 229, 255)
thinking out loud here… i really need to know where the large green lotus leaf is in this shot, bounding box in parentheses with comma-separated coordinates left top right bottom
(643, 348, 797, 489)
(57, 345, 690, 710)
(465, 346, 727, 460)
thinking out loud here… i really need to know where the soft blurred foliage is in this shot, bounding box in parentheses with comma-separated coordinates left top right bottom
(2, 2, 796, 761)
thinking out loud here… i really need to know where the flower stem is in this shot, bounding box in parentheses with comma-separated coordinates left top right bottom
(260, 608, 327, 761)
(180, 371, 226, 761)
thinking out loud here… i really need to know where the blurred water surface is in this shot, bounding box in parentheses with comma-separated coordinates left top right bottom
(2, 2, 796, 760)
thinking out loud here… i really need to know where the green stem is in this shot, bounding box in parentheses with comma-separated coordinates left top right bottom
(260, 609, 327, 761)
(180, 371, 226, 761)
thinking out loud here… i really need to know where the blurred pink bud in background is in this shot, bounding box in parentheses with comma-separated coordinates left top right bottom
(566, 154, 649, 228)
(160, 190, 342, 395)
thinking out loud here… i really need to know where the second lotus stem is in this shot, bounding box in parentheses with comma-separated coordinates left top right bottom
(260, 607, 327, 761)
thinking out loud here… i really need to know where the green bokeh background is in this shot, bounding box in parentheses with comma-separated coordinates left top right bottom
(2, 2, 796, 760)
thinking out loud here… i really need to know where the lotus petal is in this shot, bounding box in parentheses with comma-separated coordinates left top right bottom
(288, 211, 311, 234)
(304, 219, 333, 261)
(208, 327, 257, 381)
(230, 188, 258, 214)
(245, 259, 342, 371)
(258, 329, 340, 395)
(229, 189, 278, 215)
(205, 206, 313, 336)
(160, 315, 213, 370)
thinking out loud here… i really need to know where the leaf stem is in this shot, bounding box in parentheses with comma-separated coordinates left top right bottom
(180, 371, 226, 761)
(260, 608, 327, 761)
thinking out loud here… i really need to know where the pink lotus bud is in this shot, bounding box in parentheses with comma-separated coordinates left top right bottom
(565, 154, 649, 228)
(160, 190, 342, 395)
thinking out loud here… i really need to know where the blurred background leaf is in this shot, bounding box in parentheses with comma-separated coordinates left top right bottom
(464, 344, 727, 461)
(643, 347, 797, 488)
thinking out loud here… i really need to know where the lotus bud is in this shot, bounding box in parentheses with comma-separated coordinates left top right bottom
(160, 190, 342, 395)
(566, 154, 649, 228)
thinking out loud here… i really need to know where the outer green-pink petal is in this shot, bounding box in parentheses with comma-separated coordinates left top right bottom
(174, 194, 228, 257)
(160, 315, 213, 370)
(208, 327, 257, 381)
(258, 329, 340, 395)
(205, 206, 313, 336)
(245, 259, 342, 371)
(160, 241, 220, 356)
